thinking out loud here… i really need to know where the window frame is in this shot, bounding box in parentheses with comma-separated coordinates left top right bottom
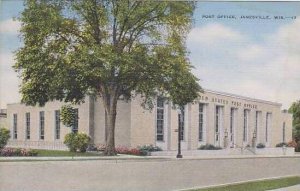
(55, 110, 61, 140)
(199, 103, 204, 142)
(13, 114, 17, 139)
(39, 111, 45, 140)
(72, 109, 79, 133)
(156, 97, 164, 141)
(25, 112, 30, 140)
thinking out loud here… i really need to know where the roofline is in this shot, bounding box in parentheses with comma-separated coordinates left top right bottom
(5, 90, 283, 107)
(203, 89, 282, 106)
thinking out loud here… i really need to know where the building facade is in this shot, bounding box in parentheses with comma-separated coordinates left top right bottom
(0, 109, 7, 128)
(5, 89, 292, 151)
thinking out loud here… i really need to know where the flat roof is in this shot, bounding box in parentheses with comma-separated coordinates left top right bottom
(204, 89, 282, 106)
(5, 89, 283, 107)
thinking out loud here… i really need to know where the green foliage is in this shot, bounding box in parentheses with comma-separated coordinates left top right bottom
(15, 0, 199, 108)
(15, 0, 200, 155)
(198, 144, 222, 150)
(60, 105, 78, 127)
(289, 101, 300, 142)
(28, 149, 38, 156)
(256, 143, 265, 149)
(138, 144, 162, 155)
(275, 142, 288, 147)
(64, 132, 91, 152)
(0, 128, 10, 149)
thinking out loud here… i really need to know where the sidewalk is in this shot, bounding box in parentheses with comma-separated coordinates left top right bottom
(0, 153, 300, 162)
(268, 184, 300, 191)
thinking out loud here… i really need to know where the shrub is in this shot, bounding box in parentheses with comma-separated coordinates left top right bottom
(86, 144, 97, 151)
(0, 128, 10, 149)
(0, 148, 38, 157)
(64, 132, 91, 152)
(0, 147, 15, 156)
(64, 133, 77, 152)
(129, 148, 141, 155)
(256, 143, 265, 148)
(114, 146, 145, 155)
(14, 148, 22, 156)
(95, 144, 106, 151)
(198, 144, 222, 150)
(288, 140, 298, 148)
(115, 146, 129, 154)
(92, 144, 161, 156)
(276, 142, 288, 147)
(287, 140, 300, 152)
(138, 144, 162, 155)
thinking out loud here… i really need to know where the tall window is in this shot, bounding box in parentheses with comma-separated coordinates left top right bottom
(215, 106, 221, 142)
(40, 111, 45, 140)
(266, 113, 271, 142)
(26, 112, 30, 139)
(243, 109, 249, 142)
(230, 108, 235, 142)
(199, 103, 204, 141)
(255, 111, 259, 135)
(55, 110, 61, 139)
(179, 107, 185, 141)
(283, 122, 286, 143)
(156, 98, 164, 141)
(13, 114, 17, 139)
(72, 109, 79, 133)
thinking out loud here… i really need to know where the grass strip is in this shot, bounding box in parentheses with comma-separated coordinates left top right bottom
(190, 176, 300, 191)
(35, 149, 102, 157)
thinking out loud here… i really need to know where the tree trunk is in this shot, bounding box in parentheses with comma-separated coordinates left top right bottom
(102, 92, 118, 156)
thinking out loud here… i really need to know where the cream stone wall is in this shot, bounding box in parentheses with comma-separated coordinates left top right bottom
(0, 116, 7, 128)
(148, 90, 293, 151)
(195, 90, 290, 148)
(169, 107, 180, 150)
(277, 111, 293, 143)
(129, 96, 155, 148)
(93, 99, 106, 145)
(4, 89, 293, 151)
(93, 98, 131, 147)
(6, 98, 91, 147)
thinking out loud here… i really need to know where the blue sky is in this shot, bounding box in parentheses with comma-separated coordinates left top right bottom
(1, 1, 300, 109)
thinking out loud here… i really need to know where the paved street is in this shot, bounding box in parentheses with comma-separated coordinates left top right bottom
(0, 156, 300, 191)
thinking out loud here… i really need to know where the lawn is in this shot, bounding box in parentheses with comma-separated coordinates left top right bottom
(189, 176, 300, 191)
(35, 149, 102, 157)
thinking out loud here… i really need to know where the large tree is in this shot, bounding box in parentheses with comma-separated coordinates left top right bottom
(289, 101, 300, 142)
(14, 0, 201, 155)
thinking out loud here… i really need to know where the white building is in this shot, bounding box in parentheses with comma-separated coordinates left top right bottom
(5, 89, 292, 151)
(0, 109, 7, 128)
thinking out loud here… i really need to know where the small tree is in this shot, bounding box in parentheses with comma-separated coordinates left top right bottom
(289, 101, 300, 142)
(60, 105, 78, 127)
(0, 128, 10, 150)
